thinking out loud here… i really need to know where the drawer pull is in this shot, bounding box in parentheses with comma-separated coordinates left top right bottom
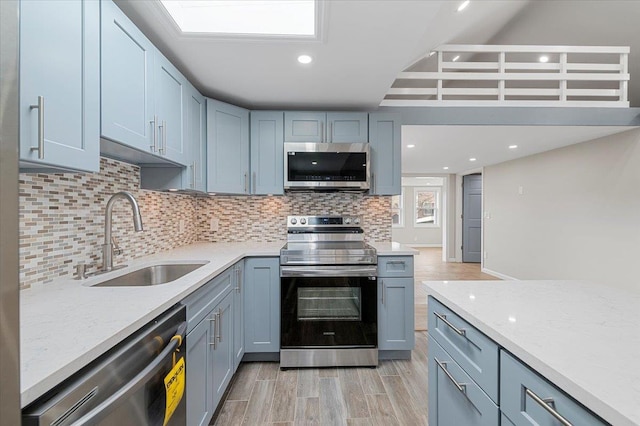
(435, 358, 467, 394)
(434, 312, 467, 336)
(525, 388, 573, 426)
(386, 260, 406, 265)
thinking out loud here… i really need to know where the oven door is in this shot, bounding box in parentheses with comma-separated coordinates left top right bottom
(280, 266, 377, 348)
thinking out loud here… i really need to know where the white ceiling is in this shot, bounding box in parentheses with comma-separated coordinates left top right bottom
(401, 126, 636, 175)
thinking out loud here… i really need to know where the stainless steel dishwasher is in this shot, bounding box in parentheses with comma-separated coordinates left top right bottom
(23, 305, 187, 426)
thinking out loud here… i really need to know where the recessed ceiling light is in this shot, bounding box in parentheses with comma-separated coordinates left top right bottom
(509, 145, 518, 149)
(298, 54, 313, 64)
(457, 0, 470, 12)
(469, 158, 477, 162)
(407, 144, 415, 148)
(452, 55, 460, 62)
(539, 55, 549, 63)
(443, 166, 449, 170)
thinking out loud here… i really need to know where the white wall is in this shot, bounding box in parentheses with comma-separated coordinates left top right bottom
(483, 128, 640, 291)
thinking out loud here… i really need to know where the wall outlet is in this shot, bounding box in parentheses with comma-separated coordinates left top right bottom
(483, 251, 488, 259)
(210, 217, 219, 232)
(518, 185, 524, 195)
(179, 219, 185, 233)
(484, 211, 491, 219)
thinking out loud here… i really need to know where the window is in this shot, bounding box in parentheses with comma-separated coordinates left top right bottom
(414, 187, 440, 227)
(391, 192, 403, 227)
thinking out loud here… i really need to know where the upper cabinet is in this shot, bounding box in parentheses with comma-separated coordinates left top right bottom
(101, 0, 187, 165)
(369, 113, 401, 195)
(207, 99, 250, 194)
(250, 111, 284, 195)
(185, 85, 207, 192)
(284, 112, 368, 143)
(19, 0, 100, 172)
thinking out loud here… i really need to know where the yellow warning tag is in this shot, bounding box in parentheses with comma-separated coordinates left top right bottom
(163, 356, 185, 426)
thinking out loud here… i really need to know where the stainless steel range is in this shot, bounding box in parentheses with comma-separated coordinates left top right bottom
(280, 215, 378, 368)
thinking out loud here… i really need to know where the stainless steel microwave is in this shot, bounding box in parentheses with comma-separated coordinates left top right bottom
(284, 142, 370, 191)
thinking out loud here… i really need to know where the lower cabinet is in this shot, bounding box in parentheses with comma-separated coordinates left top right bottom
(244, 257, 280, 353)
(211, 291, 234, 409)
(232, 262, 244, 371)
(185, 311, 214, 426)
(377, 256, 415, 352)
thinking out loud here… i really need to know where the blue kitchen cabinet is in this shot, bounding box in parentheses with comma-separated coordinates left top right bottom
(207, 99, 250, 194)
(212, 290, 235, 410)
(19, 0, 100, 172)
(186, 86, 207, 192)
(378, 277, 415, 351)
(326, 113, 368, 142)
(101, 0, 155, 154)
(368, 113, 401, 195)
(250, 111, 284, 195)
(244, 258, 280, 354)
(186, 311, 214, 426)
(102, 0, 188, 165)
(284, 112, 368, 143)
(428, 335, 499, 426)
(232, 262, 245, 371)
(154, 53, 188, 165)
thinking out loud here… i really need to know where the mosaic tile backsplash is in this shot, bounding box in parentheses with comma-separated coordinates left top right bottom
(20, 157, 391, 289)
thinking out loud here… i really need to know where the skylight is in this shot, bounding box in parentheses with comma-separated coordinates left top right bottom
(160, 0, 317, 37)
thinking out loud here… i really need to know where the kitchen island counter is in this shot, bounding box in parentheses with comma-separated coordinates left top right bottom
(424, 280, 640, 426)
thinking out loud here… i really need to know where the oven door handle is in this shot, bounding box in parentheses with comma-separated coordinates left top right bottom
(280, 266, 377, 278)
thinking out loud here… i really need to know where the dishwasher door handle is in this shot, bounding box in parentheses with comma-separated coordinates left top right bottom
(69, 321, 187, 426)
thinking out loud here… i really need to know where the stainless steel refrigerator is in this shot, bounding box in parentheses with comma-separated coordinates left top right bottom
(0, 0, 21, 424)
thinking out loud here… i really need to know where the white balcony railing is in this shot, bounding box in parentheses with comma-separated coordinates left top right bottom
(381, 45, 630, 107)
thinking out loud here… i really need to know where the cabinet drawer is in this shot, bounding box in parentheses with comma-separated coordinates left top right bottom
(500, 351, 607, 426)
(428, 335, 499, 426)
(182, 268, 233, 332)
(377, 256, 414, 277)
(428, 297, 499, 403)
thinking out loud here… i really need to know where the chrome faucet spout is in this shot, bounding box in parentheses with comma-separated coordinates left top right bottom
(102, 191, 143, 272)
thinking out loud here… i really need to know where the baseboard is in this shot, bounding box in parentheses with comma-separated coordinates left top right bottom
(406, 244, 443, 248)
(379, 350, 412, 360)
(481, 267, 518, 281)
(242, 352, 280, 362)
(447, 257, 457, 262)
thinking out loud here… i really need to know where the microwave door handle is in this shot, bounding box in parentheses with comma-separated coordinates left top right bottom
(69, 321, 187, 426)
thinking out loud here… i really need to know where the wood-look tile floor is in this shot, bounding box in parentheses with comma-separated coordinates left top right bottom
(413, 248, 498, 331)
(213, 331, 430, 426)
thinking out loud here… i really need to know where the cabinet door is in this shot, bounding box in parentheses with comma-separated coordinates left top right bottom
(185, 88, 207, 192)
(20, 0, 99, 172)
(212, 291, 234, 409)
(428, 335, 499, 426)
(284, 112, 326, 142)
(327, 113, 368, 143)
(244, 258, 280, 353)
(250, 111, 284, 195)
(368, 113, 401, 195)
(233, 263, 245, 371)
(186, 314, 215, 426)
(101, 0, 155, 153)
(155, 53, 188, 165)
(378, 277, 414, 350)
(206, 99, 250, 194)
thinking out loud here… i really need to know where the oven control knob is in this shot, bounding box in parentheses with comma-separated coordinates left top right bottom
(290, 218, 297, 225)
(300, 218, 307, 225)
(354, 217, 361, 225)
(344, 217, 351, 225)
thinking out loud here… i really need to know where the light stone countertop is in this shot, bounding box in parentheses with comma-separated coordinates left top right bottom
(424, 280, 640, 426)
(21, 241, 416, 407)
(369, 241, 419, 255)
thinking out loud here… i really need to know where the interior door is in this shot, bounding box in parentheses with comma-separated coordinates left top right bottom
(462, 174, 482, 263)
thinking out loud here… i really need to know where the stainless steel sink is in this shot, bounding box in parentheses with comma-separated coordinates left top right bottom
(92, 262, 208, 287)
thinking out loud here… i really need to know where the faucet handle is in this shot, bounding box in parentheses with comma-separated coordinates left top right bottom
(75, 263, 87, 280)
(112, 237, 123, 256)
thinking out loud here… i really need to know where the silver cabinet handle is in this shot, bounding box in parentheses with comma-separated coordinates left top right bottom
(525, 388, 573, 426)
(387, 260, 406, 265)
(208, 316, 217, 349)
(216, 310, 222, 342)
(150, 115, 157, 152)
(30, 96, 45, 159)
(191, 162, 196, 188)
(157, 120, 164, 155)
(235, 267, 241, 293)
(371, 173, 375, 193)
(244, 173, 248, 193)
(435, 358, 467, 394)
(434, 312, 466, 336)
(159, 120, 167, 155)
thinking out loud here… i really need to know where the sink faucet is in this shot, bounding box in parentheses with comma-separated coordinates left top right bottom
(101, 191, 143, 272)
